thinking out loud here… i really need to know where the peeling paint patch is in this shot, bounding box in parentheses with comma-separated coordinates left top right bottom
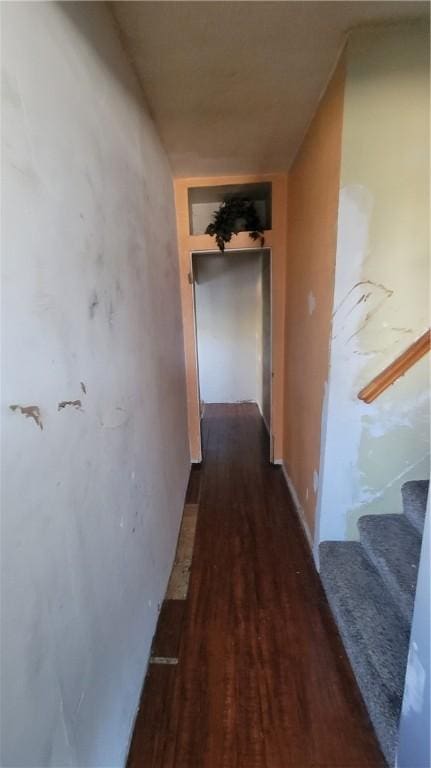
(345, 292, 371, 319)
(364, 391, 428, 438)
(9, 404, 43, 430)
(313, 470, 319, 493)
(356, 451, 430, 507)
(333, 279, 393, 319)
(308, 291, 316, 316)
(58, 400, 82, 411)
(332, 281, 394, 345)
(346, 294, 392, 343)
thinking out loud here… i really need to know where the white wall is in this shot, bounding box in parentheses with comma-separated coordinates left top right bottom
(1, 3, 189, 766)
(194, 251, 270, 420)
(397, 505, 430, 768)
(317, 22, 430, 543)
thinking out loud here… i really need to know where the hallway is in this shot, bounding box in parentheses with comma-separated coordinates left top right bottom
(2, 4, 429, 765)
(128, 404, 385, 767)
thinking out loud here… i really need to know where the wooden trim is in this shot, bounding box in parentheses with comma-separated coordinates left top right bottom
(187, 230, 273, 252)
(358, 329, 431, 404)
(174, 173, 287, 462)
(280, 464, 314, 553)
(174, 172, 286, 187)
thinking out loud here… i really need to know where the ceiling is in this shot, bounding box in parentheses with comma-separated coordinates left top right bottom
(112, 1, 429, 178)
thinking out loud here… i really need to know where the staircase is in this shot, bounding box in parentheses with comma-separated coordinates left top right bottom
(319, 480, 429, 767)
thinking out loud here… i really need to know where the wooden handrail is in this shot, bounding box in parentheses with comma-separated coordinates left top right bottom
(358, 328, 431, 404)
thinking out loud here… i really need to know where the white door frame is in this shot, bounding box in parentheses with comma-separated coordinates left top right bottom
(190, 246, 274, 462)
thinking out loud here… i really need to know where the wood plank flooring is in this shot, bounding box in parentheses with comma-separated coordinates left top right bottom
(128, 403, 385, 768)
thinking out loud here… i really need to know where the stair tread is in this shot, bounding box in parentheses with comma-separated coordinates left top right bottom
(401, 479, 429, 534)
(359, 513, 421, 623)
(319, 541, 410, 766)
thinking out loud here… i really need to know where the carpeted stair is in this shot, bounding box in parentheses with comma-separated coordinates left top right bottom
(319, 479, 429, 767)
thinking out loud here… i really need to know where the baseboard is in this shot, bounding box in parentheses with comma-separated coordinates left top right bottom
(254, 398, 271, 436)
(261, 414, 270, 436)
(280, 464, 314, 555)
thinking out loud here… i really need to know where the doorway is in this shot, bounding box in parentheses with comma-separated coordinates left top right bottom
(192, 249, 272, 458)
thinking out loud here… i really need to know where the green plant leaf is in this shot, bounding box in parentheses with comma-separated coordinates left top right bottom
(205, 196, 265, 252)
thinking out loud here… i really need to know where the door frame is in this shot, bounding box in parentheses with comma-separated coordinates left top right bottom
(174, 174, 287, 464)
(191, 247, 274, 462)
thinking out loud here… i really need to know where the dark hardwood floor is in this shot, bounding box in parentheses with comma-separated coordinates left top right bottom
(128, 403, 385, 768)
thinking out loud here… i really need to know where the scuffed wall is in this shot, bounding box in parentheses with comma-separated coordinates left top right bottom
(318, 21, 430, 543)
(1, 3, 189, 766)
(194, 251, 270, 417)
(283, 58, 346, 536)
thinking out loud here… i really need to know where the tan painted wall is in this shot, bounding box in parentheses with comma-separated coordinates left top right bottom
(283, 58, 346, 536)
(175, 174, 287, 462)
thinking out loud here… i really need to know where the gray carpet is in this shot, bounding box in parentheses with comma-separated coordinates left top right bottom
(319, 479, 429, 767)
(402, 479, 429, 534)
(358, 513, 421, 623)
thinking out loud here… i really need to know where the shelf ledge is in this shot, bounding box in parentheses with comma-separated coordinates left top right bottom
(187, 230, 273, 252)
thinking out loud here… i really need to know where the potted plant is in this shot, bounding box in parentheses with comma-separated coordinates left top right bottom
(205, 197, 265, 252)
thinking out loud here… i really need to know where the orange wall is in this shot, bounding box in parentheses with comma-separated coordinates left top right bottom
(283, 57, 345, 536)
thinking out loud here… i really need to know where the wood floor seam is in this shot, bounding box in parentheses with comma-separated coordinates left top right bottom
(149, 657, 179, 666)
